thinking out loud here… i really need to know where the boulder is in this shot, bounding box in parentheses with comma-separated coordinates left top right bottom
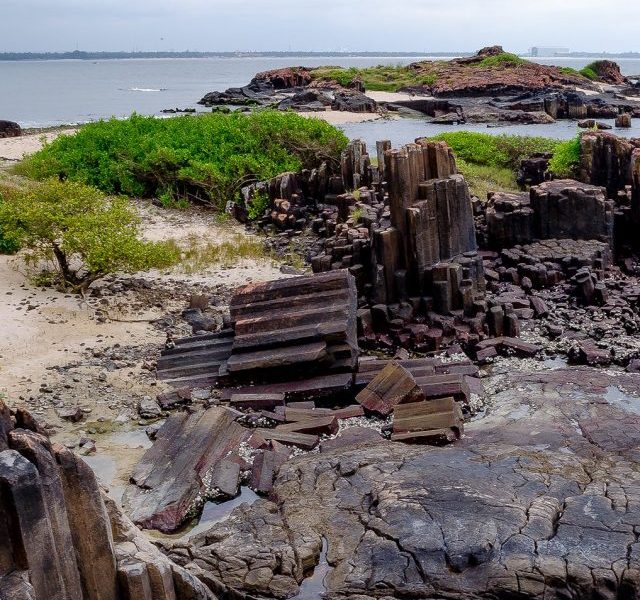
(0, 120, 21, 138)
(331, 91, 377, 113)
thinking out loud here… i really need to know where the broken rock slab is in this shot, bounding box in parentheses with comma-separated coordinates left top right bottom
(124, 407, 250, 533)
(391, 397, 463, 445)
(356, 361, 425, 415)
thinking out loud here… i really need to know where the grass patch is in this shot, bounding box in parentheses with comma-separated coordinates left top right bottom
(178, 233, 270, 273)
(457, 160, 519, 199)
(431, 131, 583, 196)
(559, 66, 581, 76)
(475, 52, 527, 68)
(430, 131, 561, 170)
(311, 64, 439, 92)
(579, 61, 613, 81)
(15, 111, 348, 210)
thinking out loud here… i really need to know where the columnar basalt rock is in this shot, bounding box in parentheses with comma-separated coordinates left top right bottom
(0, 399, 219, 600)
(530, 179, 614, 245)
(579, 131, 640, 200)
(484, 191, 533, 249)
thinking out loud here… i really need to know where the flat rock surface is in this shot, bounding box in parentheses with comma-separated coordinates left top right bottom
(169, 364, 640, 599)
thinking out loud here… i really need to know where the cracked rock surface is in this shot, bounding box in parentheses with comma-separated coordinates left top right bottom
(168, 364, 640, 599)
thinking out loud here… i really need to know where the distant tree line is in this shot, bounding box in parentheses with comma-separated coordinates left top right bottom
(0, 50, 472, 61)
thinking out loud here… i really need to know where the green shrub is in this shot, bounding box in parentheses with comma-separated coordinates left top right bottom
(246, 191, 270, 221)
(579, 61, 612, 81)
(580, 66, 598, 80)
(0, 179, 180, 288)
(430, 132, 560, 170)
(548, 136, 581, 177)
(0, 190, 21, 254)
(15, 111, 348, 209)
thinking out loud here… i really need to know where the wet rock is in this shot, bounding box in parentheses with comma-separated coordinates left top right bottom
(578, 119, 612, 130)
(174, 367, 640, 599)
(331, 91, 377, 113)
(616, 113, 632, 128)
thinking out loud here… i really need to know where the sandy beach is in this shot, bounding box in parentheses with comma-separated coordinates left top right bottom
(0, 127, 77, 161)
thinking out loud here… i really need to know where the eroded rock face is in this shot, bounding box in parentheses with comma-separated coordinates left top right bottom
(171, 366, 640, 599)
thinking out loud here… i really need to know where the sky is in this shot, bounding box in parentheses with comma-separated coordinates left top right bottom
(1, 0, 639, 54)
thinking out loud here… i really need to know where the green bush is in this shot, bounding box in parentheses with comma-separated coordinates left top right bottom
(580, 66, 598, 80)
(548, 136, 581, 177)
(15, 111, 348, 209)
(579, 61, 611, 81)
(0, 179, 180, 288)
(430, 131, 561, 170)
(0, 190, 21, 254)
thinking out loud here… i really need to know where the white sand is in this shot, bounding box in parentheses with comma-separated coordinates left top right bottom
(365, 91, 434, 103)
(298, 110, 386, 125)
(0, 128, 77, 161)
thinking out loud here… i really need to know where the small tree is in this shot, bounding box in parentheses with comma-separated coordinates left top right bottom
(0, 179, 179, 289)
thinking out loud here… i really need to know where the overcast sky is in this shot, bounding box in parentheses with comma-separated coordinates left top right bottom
(1, 0, 638, 53)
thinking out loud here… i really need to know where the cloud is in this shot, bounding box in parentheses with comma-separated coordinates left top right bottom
(0, 0, 638, 52)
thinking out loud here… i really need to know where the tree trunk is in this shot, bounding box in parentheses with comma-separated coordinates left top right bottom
(52, 244, 76, 286)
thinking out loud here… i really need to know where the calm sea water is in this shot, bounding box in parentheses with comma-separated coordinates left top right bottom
(1, 55, 639, 142)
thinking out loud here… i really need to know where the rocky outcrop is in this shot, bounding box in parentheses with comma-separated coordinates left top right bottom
(249, 67, 313, 91)
(484, 179, 614, 250)
(0, 399, 218, 600)
(169, 366, 640, 599)
(331, 90, 377, 113)
(587, 59, 628, 85)
(0, 120, 21, 138)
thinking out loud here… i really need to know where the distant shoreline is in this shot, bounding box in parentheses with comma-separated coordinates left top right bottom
(1, 50, 640, 62)
(0, 51, 468, 62)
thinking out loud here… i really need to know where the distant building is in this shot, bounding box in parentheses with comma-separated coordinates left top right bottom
(530, 47, 570, 57)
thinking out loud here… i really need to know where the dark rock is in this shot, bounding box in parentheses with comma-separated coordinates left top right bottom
(0, 120, 21, 138)
(331, 91, 377, 113)
(173, 367, 640, 600)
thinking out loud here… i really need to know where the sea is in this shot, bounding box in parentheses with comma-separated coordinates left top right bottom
(2, 55, 640, 145)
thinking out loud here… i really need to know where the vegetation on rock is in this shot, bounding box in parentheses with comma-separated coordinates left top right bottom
(311, 64, 439, 92)
(548, 136, 582, 177)
(474, 52, 527, 68)
(431, 131, 560, 170)
(15, 111, 348, 209)
(431, 131, 583, 193)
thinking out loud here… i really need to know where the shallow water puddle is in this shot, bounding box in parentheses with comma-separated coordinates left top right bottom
(187, 487, 260, 538)
(146, 486, 261, 541)
(292, 537, 330, 600)
(83, 425, 153, 504)
(604, 385, 640, 415)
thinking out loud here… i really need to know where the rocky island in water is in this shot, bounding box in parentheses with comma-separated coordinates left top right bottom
(3, 44, 640, 600)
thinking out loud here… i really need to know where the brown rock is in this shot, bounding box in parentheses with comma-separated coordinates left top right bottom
(356, 362, 425, 416)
